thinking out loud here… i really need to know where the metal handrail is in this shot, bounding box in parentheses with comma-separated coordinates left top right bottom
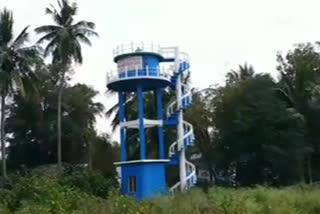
(167, 76, 196, 193)
(113, 42, 162, 57)
(169, 160, 197, 192)
(106, 66, 171, 84)
(168, 120, 194, 157)
(185, 160, 197, 183)
(169, 141, 178, 157)
(167, 90, 192, 117)
(112, 42, 190, 64)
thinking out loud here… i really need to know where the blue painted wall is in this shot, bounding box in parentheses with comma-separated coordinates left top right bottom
(143, 55, 160, 68)
(121, 162, 167, 200)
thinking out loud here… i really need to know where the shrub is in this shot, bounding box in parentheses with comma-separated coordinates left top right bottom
(59, 170, 117, 198)
(1, 173, 320, 214)
(0, 203, 10, 214)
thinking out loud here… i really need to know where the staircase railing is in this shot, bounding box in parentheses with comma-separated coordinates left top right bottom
(169, 160, 197, 192)
(167, 84, 192, 118)
(167, 57, 197, 193)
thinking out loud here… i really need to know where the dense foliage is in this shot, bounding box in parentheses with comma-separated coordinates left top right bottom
(0, 173, 320, 214)
(184, 45, 320, 186)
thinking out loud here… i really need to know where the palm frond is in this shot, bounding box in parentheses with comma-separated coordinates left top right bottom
(73, 21, 96, 30)
(76, 33, 92, 46)
(45, 5, 63, 25)
(43, 36, 59, 57)
(18, 45, 42, 59)
(111, 113, 119, 131)
(0, 8, 14, 45)
(11, 26, 30, 49)
(60, 0, 76, 26)
(35, 25, 62, 34)
(36, 32, 58, 46)
(57, 0, 63, 10)
(11, 71, 25, 97)
(76, 28, 98, 37)
(73, 40, 83, 64)
(45, 7, 54, 15)
(105, 103, 118, 118)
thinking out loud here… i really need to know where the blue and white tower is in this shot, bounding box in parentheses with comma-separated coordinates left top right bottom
(107, 42, 197, 200)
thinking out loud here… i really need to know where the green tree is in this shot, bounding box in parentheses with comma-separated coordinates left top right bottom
(212, 66, 308, 186)
(226, 63, 255, 85)
(6, 66, 104, 170)
(35, 0, 98, 171)
(0, 9, 40, 178)
(91, 134, 119, 178)
(277, 43, 320, 183)
(63, 84, 104, 168)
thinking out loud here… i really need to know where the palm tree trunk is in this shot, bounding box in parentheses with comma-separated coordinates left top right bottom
(88, 139, 92, 171)
(57, 85, 63, 171)
(57, 70, 66, 172)
(307, 155, 312, 184)
(1, 94, 7, 179)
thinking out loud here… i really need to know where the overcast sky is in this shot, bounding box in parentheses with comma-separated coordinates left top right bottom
(2, 0, 320, 137)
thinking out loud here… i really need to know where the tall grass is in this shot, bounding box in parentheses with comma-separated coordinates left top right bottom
(1, 173, 320, 214)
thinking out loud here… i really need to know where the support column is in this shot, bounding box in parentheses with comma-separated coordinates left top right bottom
(119, 91, 127, 161)
(155, 89, 165, 159)
(137, 85, 146, 160)
(175, 47, 187, 191)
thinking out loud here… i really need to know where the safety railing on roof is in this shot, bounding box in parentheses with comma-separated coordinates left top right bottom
(106, 66, 171, 84)
(113, 42, 162, 57)
(113, 43, 190, 63)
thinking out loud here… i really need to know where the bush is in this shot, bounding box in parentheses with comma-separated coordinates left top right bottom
(0, 203, 10, 214)
(0, 171, 115, 213)
(59, 170, 117, 198)
(1, 173, 320, 214)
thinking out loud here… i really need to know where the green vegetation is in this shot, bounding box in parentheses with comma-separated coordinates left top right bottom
(35, 0, 98, 172)
(185, 45, 320, 186)
(0, 173, 320, 214)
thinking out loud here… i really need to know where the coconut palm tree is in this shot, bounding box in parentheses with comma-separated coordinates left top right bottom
(226, 63, 255, 85)
(35, 0, 98, 171)
(0, 8, 41, 178)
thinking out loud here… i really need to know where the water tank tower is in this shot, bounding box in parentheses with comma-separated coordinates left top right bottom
(106, 42, 196, 200)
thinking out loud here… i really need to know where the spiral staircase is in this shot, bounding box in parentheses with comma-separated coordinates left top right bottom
(165, 55, 197, 192)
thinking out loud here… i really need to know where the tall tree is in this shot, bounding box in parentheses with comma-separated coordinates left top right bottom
(63, 84, 104, 168)
(213, 71, 308, 185)
(6, 67, 104, 170)
(277, 43, 320, 182)
(35, 0, 98, 171)
(0, 9, 40, 178)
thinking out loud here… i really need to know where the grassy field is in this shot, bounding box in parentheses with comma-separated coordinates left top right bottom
(0, 173, 320, 214)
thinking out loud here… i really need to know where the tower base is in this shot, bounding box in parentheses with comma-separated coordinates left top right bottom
(114, 159, 169, 200)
